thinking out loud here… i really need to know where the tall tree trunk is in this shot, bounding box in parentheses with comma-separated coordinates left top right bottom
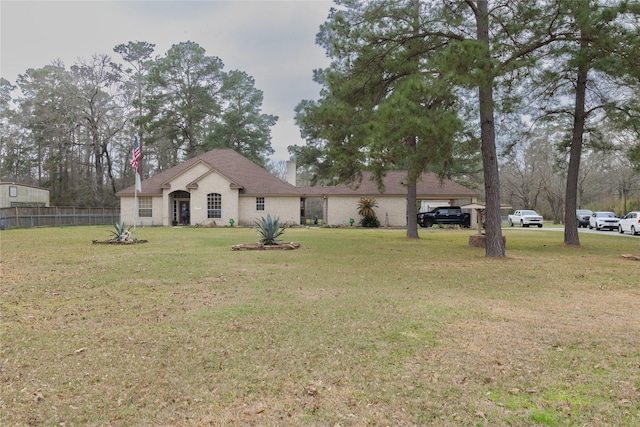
(104, 147, 119, 198)
(476, 0, 506, 257)
(90, 121, 104, 206)
(406, 181, 419, 238)
(564, 46, 588, 246)
(404, 0, 420, 240)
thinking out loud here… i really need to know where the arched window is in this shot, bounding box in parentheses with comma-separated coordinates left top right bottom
(207, 193, 222, 219)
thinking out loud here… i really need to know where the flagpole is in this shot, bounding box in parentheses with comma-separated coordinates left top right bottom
(133, 178, 138, 240)
(131, 135, 142, 241)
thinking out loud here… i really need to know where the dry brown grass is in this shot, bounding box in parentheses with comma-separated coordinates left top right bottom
(1, 226, 639, 426)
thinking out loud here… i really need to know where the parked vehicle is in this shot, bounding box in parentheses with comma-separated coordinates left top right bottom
(618, 211, 640, 235)
(417, 206, 470, 228)
(508, 210, 544, 227)
(588, 211, 619, 231)
(576, 209, 593, 228)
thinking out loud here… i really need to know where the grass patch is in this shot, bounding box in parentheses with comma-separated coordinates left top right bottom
(529, 409, 560, 426)
(1, 226, 639, 425)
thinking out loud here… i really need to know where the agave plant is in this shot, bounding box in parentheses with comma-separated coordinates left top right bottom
(109, 221, 131, 241)
(255, 214, 287, 245)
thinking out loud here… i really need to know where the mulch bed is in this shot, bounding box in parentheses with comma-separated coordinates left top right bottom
(232, 242, 300, 251)
(92, 239, 148, 245)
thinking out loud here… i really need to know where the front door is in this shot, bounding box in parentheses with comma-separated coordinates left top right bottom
(179, 201, 190, 225)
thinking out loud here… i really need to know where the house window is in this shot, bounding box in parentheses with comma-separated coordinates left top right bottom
(9, 186, 17, 197)
(256, 197, 265, 211)
(207, 193, 222, 218)
(138, 197, 152, 217)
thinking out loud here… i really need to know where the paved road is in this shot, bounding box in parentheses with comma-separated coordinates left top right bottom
(505, 225, 640, 238)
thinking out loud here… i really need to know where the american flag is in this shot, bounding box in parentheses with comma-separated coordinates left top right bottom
(131, 136, 142, 192)
(130, 136, 141, 173)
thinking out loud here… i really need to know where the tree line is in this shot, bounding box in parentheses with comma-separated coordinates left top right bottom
(291, 0, 640, 255)
(0, 41, 278, 207)
(2, 1, 640, 257)
(500, 123, 639, 223)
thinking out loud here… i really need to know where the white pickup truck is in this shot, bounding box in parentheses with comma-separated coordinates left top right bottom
(508, 210, 544, 228)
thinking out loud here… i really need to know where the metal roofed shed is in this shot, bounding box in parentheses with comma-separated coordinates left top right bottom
(0, 182, 50, 208)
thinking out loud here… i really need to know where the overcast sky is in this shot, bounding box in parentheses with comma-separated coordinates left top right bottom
(0, 0, 334, 162)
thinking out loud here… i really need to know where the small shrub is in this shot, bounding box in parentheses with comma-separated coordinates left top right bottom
(359, 216, 381, 227)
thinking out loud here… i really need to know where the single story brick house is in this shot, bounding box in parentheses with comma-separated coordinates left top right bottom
(299, 170, 478, 227)
(116, 148, 478, 227)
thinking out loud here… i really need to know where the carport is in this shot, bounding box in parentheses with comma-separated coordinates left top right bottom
(461, 202, 512, 235)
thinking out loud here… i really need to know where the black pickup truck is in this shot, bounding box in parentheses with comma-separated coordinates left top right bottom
(417, 206, 471, 228)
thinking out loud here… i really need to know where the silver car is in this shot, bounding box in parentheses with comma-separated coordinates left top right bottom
(589, 211, 620, 231)
(618, 211, 640, 235)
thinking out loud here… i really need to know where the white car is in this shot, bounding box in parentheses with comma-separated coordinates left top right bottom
(618, 211, 640, 235)
(588, 211, 619, 231)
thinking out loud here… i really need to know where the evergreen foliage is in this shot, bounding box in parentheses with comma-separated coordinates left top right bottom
(293, 0, 479, 238)
(291, 0, 640, 254)
(517, 0, 640, 245)
(0, 41, 277, 206)
(2, 3, 640, 233)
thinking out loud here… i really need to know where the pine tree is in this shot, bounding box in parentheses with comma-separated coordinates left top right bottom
(294, 0, 474, 239)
